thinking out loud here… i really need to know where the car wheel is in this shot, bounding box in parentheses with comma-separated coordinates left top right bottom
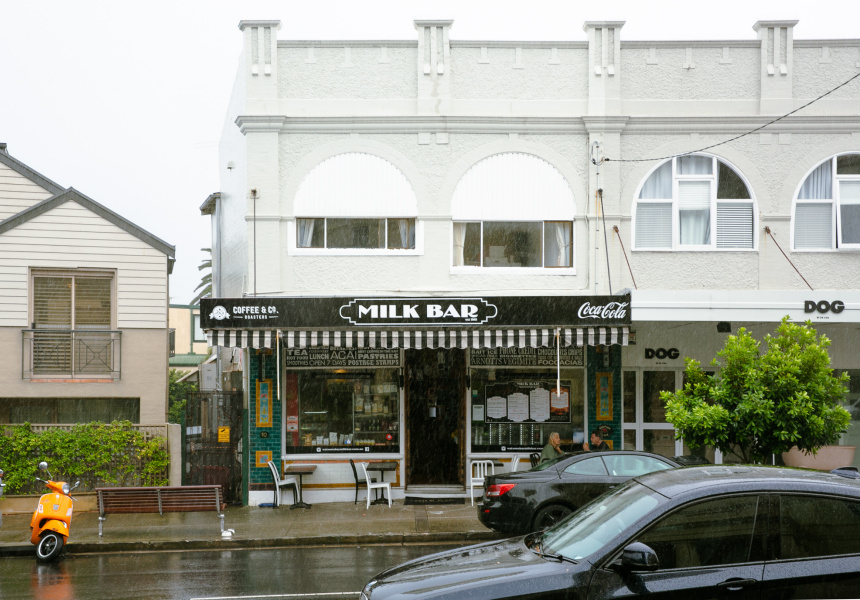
(533, 505, 573, 531)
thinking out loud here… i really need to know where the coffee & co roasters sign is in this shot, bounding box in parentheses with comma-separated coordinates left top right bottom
(201, 294, 631, 329)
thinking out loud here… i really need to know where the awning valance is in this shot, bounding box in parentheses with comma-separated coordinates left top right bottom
(207, 327, 629, 350)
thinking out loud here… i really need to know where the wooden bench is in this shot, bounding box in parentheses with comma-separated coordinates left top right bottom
(95, 485, 226, 537)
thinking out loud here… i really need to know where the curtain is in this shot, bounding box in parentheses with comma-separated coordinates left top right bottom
(297, 218, 316, 247)
(799, 161, 833, 199)
(397, 219, 410, 249)
(639, 161, 672, 199)
(553, 222, 571, 266)
(453, 223, 466, 266)
(677, 155, 712, 175)
(679, 181, 711, 245)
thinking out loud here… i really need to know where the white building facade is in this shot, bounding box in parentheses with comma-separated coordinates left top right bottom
(205, 19, 860, 505)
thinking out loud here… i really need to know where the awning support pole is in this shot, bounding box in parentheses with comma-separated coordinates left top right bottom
(556, 327, 561, 399)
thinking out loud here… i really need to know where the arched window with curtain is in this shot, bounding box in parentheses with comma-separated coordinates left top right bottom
(451, 153, 575, 270)
(793, 153, 860, 250)
(293, 153, 418, 252)
(633, 154, 756, 250)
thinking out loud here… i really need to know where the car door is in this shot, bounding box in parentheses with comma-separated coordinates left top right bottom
(588, 494, 765, 600)
(559, 456, 621, 507)
(761, 494, 860, 599)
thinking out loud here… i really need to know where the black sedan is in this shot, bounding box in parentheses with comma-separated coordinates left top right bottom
(479, 450, 682, 534)
(361, 465, 860, 600)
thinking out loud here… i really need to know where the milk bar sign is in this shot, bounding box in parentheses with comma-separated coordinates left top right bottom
(201, 294, 630, 328)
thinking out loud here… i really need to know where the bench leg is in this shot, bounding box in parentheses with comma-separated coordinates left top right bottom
(98, 516, 105, 537)
(219, 513, 225, 533)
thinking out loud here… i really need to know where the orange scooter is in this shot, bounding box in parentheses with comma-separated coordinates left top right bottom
(30, 462, 79, 562)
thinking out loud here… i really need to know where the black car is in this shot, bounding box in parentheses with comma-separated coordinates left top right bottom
(479, 450, 683, 534)
(362, 465, 860, 600)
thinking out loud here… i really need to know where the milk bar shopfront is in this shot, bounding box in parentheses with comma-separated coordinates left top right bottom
(201, 294, 630, 505)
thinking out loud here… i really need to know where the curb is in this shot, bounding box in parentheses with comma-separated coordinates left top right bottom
(0, 530, 502, 557)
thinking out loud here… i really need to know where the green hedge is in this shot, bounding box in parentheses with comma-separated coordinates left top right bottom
(0, 421, 169, 495)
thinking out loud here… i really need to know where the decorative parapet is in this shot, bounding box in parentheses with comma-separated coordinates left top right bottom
(583, 22, 625, 116)
(415, 20, 453, 114)
(753, 20, 798, 113)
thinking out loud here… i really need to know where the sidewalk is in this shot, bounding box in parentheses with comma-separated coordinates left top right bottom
(0, 500, 502, 556)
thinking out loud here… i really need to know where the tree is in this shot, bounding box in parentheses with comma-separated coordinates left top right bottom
(663, 317, 851, 464)
(190, 247, 211, 305)
(168, 369, 197, 424)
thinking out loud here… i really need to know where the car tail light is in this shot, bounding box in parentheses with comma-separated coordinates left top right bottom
(486, 483, 516, 498)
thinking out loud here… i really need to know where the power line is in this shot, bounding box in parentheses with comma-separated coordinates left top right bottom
(604, 69, 860, 164)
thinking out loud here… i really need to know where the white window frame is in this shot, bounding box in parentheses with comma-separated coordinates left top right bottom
(791, 153, 860, 252)
(450, 220, 575, 274)
(289, 217, 423, 256)
(633, 155, 757, 252)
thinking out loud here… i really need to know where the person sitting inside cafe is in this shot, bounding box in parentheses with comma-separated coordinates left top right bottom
(540, 431, 564, 463)
(582, 429, 610, 452)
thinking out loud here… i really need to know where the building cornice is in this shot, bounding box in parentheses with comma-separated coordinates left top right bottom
(582, 116, 630, 134)
(621, 115, 860, 134)
(236, 116, 288, 134)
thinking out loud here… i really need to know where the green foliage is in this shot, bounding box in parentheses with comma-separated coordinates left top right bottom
(0, 421, 169, 494)
(663, 317, 851, 464)
(168, 368, 197, 424)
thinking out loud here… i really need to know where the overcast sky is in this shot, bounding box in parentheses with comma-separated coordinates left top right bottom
(1, 0, 858, 303)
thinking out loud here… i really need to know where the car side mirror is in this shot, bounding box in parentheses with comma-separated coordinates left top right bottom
(619, 542, 659, 572)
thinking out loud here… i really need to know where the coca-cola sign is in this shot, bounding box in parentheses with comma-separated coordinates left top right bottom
(577, 301, 629, 320)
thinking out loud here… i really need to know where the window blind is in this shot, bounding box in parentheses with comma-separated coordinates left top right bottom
(635, 203, 672, 248)
(795, 202, 833, 249)
(716, 203, 753, 248)
(33, 277, 72, 329)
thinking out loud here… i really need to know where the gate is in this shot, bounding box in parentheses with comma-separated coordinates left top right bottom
(183, 391, 243, 504)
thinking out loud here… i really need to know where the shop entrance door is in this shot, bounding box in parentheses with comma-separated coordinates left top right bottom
(405, 349, 465, 486)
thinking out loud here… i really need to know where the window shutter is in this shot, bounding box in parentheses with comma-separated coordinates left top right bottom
(794, 202, 833, 249)
(716, 203, 753, 248)
(33, 277, 72, 329)
(635, 203, 672, 248)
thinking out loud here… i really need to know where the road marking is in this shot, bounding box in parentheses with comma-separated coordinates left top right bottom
(191, 593, 361, 600)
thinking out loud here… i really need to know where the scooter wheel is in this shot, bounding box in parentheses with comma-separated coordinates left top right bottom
(36, 531, 64, 562)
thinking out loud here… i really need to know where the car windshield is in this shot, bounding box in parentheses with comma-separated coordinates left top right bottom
(541, 482, 661, 561)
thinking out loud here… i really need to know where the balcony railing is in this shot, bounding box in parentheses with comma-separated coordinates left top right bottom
(22, 329, 122, 380)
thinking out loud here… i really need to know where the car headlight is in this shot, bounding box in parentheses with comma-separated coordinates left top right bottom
(62, 483, 70, 495)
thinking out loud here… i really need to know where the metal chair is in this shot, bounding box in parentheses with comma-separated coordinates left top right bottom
(469, 460, 495, 506)
(529, 453, 541, 468)
(349, 459, 377, 505)
(267, 460, 299, 507)
(359, 462, 391, 508)
(510, 455, 522, 472)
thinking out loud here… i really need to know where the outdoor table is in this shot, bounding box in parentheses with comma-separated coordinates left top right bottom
(366, 461, 398, 505)
(285, 463, 317, 509)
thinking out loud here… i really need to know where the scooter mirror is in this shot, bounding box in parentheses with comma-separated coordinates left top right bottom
(71, 481, 81, 491)
(38, 461, 48, 471)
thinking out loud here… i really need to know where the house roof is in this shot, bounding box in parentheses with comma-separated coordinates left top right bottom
(170, 354, 209, 367)
(0, 144, 65, 196)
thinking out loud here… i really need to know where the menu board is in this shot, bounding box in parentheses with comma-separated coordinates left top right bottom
(282, 347, 401, 368)
(482, 380, 571, 424)
(470, 346, 584, 367)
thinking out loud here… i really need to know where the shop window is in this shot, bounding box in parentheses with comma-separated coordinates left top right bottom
(284, 370, 400, 453)
(793, 153, 860, 250)
(451, 153, 576, 272)
(27, 271, 117, 377)
(453, 221, 572, 268)
(470, 369, 585, 452)
(633, 154, 755, 250)
(296, 218, 415, 249)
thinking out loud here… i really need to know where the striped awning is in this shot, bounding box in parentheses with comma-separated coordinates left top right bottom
(207, 327, 629, 349)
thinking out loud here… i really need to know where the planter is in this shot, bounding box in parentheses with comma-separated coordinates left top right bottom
(782, 446, 856, 471)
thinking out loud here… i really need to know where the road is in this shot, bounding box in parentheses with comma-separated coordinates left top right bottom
(0, 543, 465, 600)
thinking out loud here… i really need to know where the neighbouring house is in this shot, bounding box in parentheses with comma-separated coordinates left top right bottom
(0, 143, 175, 425)
(168, 304, 209, 382)
(202, 19, 860, 506)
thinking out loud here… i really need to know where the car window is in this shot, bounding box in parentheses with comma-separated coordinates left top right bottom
(542, 481, 661, 561)
(779, 495, 860, 559)
(564, 457, 609, 476)
(634, 495, 760, 569)
(532, 453, 573, 471)
(602, 454, 674, 477)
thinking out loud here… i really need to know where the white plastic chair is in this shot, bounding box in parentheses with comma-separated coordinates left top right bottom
(469, 460, 495, 506)
(267, 461, 299, 507)
(359, 462, 391, 508)
(510, 455, 522, 473)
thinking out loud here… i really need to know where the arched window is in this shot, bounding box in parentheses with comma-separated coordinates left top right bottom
(633, 154, 755, 250)
(294, 153, 418, 251)
(793, 153, 860, 250)
(451, 153, 575, 269)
